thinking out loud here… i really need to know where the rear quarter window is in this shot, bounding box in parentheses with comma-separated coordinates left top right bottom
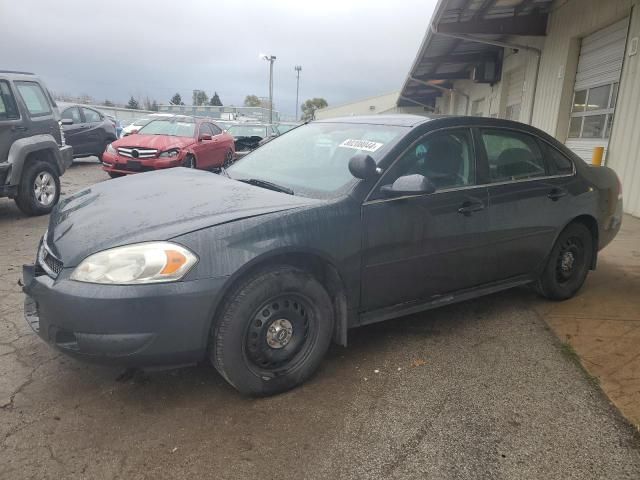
(15, 81, 52, 117)
(547, 146, 574, 175)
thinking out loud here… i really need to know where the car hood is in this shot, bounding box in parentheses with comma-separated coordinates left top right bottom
(113, 134, 194, 151)
(47, 168, 319, 266)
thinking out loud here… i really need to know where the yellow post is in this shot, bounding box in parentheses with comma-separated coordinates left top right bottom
(592, 146, 605, 166)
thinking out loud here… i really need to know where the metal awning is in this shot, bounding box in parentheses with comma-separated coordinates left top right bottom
(399, 0, 555, 108)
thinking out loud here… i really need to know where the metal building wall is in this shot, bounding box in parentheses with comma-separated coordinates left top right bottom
(532, 0, 640, 216)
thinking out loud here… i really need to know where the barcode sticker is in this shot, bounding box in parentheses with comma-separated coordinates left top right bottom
(338, 139, 384, 153)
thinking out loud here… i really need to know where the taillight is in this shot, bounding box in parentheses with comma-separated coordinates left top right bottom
(58, 120, 66, 146)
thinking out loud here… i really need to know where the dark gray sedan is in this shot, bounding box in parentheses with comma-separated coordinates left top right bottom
(22, 115, 623, 395)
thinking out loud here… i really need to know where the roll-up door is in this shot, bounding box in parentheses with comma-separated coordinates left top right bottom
(566, 18, 629, 163)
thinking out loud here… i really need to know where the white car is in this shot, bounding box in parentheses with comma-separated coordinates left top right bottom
(121, 113, 173, 137)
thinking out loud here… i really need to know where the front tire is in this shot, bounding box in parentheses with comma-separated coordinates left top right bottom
(210, 266, 334, 396)
(14, 160, 60, 216)
(183, 155, 196, 169)
(537, 222, 593, 300)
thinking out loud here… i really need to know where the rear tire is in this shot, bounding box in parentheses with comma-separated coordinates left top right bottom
(210, 266, 334, 396)
(537, 223, 593, 300)
(108, 172, 124, 179)
(14, 160, 60, 216)
(97, 140, 111, 162)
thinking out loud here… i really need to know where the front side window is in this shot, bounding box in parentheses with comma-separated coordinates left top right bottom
(210, 123, 222, 135)
(61, 107, 82, 124)
(15, 81, 52, 116)
(481, 129, 546, 182)
(82, 108, 101, 123)
(0, 81, 19, 120)
(568, 82, 618, 139)
(380, 129, 475, 192)
(198, 123, 213, 136)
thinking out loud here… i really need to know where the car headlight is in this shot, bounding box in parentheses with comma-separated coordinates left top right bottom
(106, 143, 116, 155)
(159, 149, 180, 158)
(70, 242, 198, 285)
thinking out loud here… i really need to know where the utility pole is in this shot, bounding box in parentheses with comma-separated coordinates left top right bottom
(295, 65, 302, 122)
(261, 54, 276, 124)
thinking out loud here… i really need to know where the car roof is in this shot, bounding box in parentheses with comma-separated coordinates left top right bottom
(314, 114, 431, 127)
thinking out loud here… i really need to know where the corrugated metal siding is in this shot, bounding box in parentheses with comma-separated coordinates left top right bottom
(532, 0, 639, 216)
(607, 6, 640, 216)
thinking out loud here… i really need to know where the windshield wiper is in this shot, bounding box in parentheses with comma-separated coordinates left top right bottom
(238, 178, 294, 195)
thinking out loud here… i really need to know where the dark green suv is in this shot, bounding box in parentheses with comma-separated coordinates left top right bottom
(0, 71, 73, 215)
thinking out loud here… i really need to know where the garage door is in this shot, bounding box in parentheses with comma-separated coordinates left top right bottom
(565, 18, 629, 163)
(504, 67, 525, 121)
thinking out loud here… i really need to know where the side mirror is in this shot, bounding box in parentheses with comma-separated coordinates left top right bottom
(380, 174, 436, 197)
(348, 153, 378, 180)
(129, 129, 139, 135)
(199, 134, 213, 141)
(61, 118, 73, 126)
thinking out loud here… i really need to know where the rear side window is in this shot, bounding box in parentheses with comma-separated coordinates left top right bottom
(15, 81, 52, 116)
(82, 108, 101, 123)
(481, 129, 546, 182)
(547, 146, 574, 175)
(0, 81, 20, 120)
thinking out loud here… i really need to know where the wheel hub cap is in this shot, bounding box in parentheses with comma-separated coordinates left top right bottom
(34, 172, 55, 206)
(266, 319, 293, 349)
(561, 251, 575, 273)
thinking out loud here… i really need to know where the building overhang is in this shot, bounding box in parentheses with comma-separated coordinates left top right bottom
(398, 0, 554, 107)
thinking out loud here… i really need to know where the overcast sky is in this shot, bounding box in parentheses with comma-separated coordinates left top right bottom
(1, 0, 436, 118)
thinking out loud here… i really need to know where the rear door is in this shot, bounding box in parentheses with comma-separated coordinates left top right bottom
(478, 127, 569, 280)
(13, 80, 58, 139)
(81, 107, 105, 155)
(361, 127, 492, 311)
(0, 80, 23, 169)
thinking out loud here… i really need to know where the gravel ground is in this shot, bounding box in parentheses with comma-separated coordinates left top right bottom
(1, 160, 639, 479)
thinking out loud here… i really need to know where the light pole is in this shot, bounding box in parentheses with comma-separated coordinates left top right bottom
(260, 54, 276, 124)
(294, 65, 302, 122)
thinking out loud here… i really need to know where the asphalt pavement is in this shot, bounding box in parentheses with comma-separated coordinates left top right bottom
(1, 160, 639, 479)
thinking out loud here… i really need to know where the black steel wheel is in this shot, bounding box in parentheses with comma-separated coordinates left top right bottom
(223, 150, 234, 169)
(183, 155, 196, 169)
(537, 222, 593, 300)
(210, 266, 334, 396)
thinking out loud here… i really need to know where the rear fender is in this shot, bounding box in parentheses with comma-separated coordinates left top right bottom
(6, 135, 61, 185)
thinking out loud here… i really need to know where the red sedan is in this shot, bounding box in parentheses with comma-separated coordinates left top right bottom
(102, 116, 235, 177)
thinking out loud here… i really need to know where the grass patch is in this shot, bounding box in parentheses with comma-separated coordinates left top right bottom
(560, 341, 600, 387)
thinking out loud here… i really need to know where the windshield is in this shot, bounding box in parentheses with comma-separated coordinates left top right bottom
(138, 119, 195, 137)
(227, 122, 407, 199)
(228, 125, 268, 137)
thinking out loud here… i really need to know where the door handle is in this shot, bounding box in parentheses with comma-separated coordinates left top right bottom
(12, 125, 28, 132)
(458, 201, 485, 216)
(548, 188, 568, 201)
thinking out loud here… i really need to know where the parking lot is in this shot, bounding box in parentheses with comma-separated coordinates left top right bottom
(0, 161, 638, 479)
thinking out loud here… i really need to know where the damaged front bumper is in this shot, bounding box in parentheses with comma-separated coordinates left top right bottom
(22, 263, 227, 367)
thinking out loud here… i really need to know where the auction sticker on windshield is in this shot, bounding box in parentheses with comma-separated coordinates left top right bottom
(338, 139, 384, 152)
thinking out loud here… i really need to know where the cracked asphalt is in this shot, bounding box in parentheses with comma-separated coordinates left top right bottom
(1, 160, 639, 479)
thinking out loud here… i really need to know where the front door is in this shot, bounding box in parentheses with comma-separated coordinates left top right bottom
(361, 128, 492, 311)
(193, 123, 216, 168)
(61, 107, 87, 154)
